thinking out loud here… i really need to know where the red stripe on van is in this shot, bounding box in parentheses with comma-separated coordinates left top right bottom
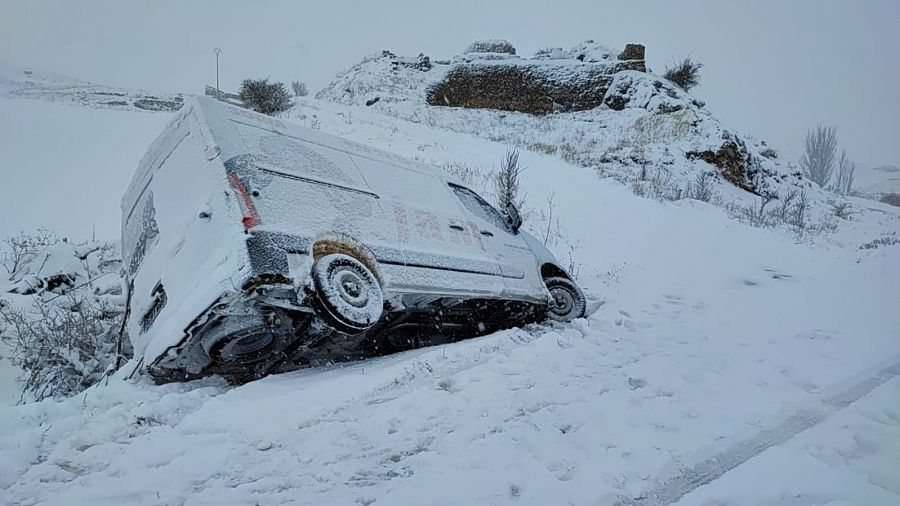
(227, 172, 260, 230)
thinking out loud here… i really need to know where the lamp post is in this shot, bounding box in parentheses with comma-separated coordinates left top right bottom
(213, 48, 222, 101)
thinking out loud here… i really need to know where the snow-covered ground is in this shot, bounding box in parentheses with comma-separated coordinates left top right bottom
(1, 70, 899, 505)
(0, 97, 171, 240)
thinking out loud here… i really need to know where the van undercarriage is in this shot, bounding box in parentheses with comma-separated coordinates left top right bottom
(147, 283, 548, 384)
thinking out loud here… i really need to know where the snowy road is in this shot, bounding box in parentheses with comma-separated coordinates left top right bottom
(618, 358, 900, 506)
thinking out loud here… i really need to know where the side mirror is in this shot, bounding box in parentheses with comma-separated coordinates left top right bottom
(505, 202, 523, 233)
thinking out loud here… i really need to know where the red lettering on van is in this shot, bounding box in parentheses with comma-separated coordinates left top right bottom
(414, 210, 442, 241)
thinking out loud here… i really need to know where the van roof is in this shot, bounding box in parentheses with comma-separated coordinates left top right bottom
(192, 96, 450, 182)
(122, 97, 467, 219)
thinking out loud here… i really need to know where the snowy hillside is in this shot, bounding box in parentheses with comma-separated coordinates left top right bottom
(313, 42, 829, 218)
(0, 65, 184, 112)
(1, 63, 900, 506)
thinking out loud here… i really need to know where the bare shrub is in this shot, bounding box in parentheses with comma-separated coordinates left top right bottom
(493, 147, 526, 212)
(1, 229, 58, 280)
(774, 189, 799, 224)
(833, 150, 856, 195)
(537, 192, 562, 247)
(731, 195, 775, 228)
(648, 168, 676, 200)
(860, 235, 899, 250)
(0, 294, 125, 402)
(559, 144, 578, 163)
(528, 142, 557, 155)
(790, 190, 810, 235)
(291, 80, 308, 97)
(830, 201, 852, 220)
(800, 125, 837, 187)
(239, 78, 291, 115)
(663, 57, 703, 91)
(690, 171, 714, 202)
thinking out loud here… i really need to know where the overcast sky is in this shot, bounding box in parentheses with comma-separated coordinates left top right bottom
(2, 0, 898, 168)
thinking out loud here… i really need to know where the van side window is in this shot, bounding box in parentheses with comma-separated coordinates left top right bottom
(448, 183, 511, 233)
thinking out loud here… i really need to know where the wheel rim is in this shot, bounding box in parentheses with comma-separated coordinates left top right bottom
(332, 267, 370, 308)
(314, 254, 384, 332)
(549, 286, 576, 317)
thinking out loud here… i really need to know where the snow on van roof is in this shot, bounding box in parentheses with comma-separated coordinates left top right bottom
(192, 97, 446, 181)
(122, 96, 459, 226)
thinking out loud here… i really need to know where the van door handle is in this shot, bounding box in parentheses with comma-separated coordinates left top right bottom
(449, 224, 465, 231)
(479, 230, 494, 237)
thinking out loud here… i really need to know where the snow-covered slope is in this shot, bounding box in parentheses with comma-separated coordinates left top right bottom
(0, 93, 171, 241)
(0, 66, 184, 112)
(1, 67, 899, 505)
(314, 43, 823, 215)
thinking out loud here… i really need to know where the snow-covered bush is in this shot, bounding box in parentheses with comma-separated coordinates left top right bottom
(239, 78, 291, 115)
(1, 294, 123, 402)
(1, 228, 58, 280)
(663, 57, 703, 91)
(0, 233, 126, 402)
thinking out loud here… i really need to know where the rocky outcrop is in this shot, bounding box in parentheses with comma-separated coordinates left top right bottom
(618, 43, 645, 62)
(687, 136, 766, 194)
(426, 43, 646, 115)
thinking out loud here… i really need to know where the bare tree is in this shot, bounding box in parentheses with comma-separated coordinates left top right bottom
(833, 150, 856, 195)
(800, 125, 837, 187)
(291, 80, 308, 97)
(663, 57, 703, 91)
(493, 147, 526, 212)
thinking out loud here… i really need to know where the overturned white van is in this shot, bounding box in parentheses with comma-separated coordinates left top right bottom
(122, 97, 585, 382)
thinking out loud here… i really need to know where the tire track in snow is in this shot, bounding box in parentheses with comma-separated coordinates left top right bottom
(615, 357, 900, 506)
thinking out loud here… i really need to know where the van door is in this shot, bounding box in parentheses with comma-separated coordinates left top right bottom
(446, 183, 542, 297)
(350, 156, 507, 285)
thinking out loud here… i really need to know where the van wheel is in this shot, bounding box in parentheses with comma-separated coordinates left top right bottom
(311, 253, 384, 334)
(543, 277, 586, 322)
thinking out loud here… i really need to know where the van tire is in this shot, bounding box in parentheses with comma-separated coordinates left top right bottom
(312, 253, 384, 335)
(543, 276, 586, 322)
